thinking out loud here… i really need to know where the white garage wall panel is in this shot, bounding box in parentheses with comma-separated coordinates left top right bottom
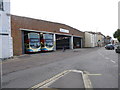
(0, 0, 13, 59)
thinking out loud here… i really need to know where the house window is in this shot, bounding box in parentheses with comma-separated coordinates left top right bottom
(0, 0, 3, 11)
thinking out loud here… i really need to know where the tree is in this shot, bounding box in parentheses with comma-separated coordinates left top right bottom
(113, 29, 120, 42)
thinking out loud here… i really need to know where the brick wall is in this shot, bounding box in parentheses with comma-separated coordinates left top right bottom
(11, 15, 85, 55)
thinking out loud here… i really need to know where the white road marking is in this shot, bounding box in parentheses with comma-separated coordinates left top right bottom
(30, 70, 69, 88)
(29, 70, 103, 89)
(86, 74, 102, 76)
(29, 70, 95, 89)
(98, 52, 116, 64)
(98, 52, 104, 57)
(110, 60, 116, 63)
(84, 71, 102, 76)
(70, 70, 93, 89)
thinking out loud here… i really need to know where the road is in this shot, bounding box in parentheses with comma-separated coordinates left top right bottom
(2, 47, 118, 89)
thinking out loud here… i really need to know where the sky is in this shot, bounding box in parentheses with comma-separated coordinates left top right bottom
(10, 0, 119, 39)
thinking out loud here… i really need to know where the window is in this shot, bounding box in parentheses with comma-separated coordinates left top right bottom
(45, 39, 53, 47)
(30, 41, 40, 49)
(44, 34, 53, 39)
(0, 0, 3, 11)
(30, 38, 41, 48)
(29, 33, 40, 39)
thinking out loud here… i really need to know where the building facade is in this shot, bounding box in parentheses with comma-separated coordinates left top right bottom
(11, 15, 85, 56)
(96, 32, 105, 47)
(0, 0, 13, 59)
(0, 0, 84, 58)
(85, 31, 105, 48)
(104, 36, 112, 45)
(85, 31, 97, 47)
(1, 0, 107, 58)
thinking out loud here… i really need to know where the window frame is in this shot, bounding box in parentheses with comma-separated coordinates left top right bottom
(0, 0, 4, 11)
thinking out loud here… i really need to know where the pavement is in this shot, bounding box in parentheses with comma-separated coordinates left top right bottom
(48, 72, 84, 88)
(1, 47, 119, 89)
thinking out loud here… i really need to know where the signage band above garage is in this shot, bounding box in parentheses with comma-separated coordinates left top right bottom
(60, 28, 69, 33)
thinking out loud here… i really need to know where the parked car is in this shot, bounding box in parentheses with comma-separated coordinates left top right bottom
(105, 44, 114, 50)
(115, 44, 120, 53)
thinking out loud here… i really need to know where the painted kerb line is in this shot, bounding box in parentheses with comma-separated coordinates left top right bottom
(29, 70, 94, 90)
(29, 70, 70, 89)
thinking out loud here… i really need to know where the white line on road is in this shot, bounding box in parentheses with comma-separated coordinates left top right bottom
(98, 52, 116, 64)
(84, 71, 102, 76)
(86, 74, 102, 76)
(110, 60, 116, 63)
(29, 70, 93, 89)
(98, 52, 104, 57)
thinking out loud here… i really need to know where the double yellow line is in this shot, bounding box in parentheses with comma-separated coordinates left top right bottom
(29, 70, 102, 90)
(29, 70, 70, 89)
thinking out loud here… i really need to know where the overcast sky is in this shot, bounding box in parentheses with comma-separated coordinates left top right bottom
(11, 0, 119, 38)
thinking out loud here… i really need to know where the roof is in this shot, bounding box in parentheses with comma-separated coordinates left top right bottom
(11, 15, 84, 33)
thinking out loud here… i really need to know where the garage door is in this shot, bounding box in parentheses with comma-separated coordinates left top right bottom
(56, 35, 70, 49)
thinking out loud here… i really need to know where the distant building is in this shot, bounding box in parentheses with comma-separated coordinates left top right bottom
(85, 31, 96, 47)
(111, 39, 118, 45)
(104, 36, 112, 45)
(96, 32, 105, 47)
(85, 31, 105, 48)
(11, 15, 84, 56)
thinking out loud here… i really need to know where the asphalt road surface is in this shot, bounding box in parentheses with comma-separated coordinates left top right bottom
(1, 47, 118, 89)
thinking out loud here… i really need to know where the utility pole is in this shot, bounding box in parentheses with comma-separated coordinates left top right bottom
(118, 2, 120, 46)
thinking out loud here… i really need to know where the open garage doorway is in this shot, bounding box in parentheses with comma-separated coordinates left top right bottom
(56, 34, 71, 49)
(73, 37, 82, 49)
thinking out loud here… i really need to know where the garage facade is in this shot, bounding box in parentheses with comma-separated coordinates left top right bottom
(11, 15, 85, 55)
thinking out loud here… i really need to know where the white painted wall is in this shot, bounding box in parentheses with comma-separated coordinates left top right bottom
(0, 0, 13, 59)
(94, 34, 98, 46)
(85, 32, 91, 47)
(53, 34, 56, 51)
(70, 36, 73, 49)
(85, 32, 97, 47)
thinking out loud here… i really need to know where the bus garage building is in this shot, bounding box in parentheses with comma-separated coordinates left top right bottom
(11, 15, 85, 56)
